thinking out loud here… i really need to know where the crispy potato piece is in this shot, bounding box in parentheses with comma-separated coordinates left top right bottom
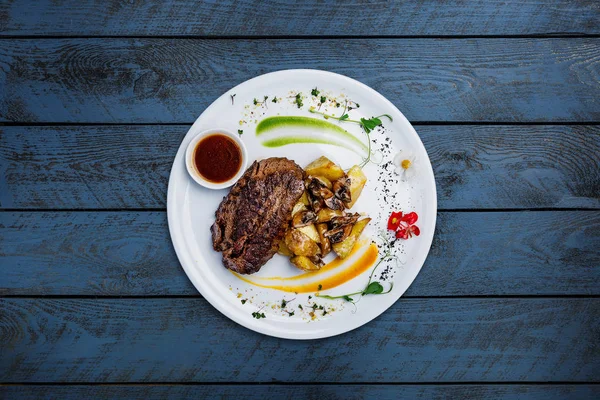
(290, 256, 322, 271)
(297, 224, 321, 243)
(285, 229, 320, 257)
(299, 191, 310, 206)
(345, 165, 367, 208)
(291, 201, 307, 216)
(332, 218, 371, 259)
(277, 239, 293, 257)
(315, 223, 331, 256)
(305, 156, 345, 181)
(316, 208, 345, 223)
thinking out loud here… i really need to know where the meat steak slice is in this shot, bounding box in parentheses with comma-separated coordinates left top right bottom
(211, 157, 305, 274)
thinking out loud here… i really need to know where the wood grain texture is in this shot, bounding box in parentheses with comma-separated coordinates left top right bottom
(1, 39, 599, 123)
(1, 125, 598, 209)
(1, 211, 598, 296)
(1, 0, 599, 36)
(1, 384, 598, 400)
(0, 298, 598, 382)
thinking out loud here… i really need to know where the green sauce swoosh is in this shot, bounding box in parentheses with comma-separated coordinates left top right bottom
(255, 116, 368, 154)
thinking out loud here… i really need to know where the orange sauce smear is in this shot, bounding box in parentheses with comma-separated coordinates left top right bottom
(232, 243, 379, 293)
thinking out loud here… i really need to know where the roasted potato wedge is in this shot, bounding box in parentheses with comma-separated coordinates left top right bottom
(345, 165, 367, 208)
(291, 201, 307, 216)
(297, 224, 320, 243)
(290, 256, 322, 271)
(316, 208, 345, 223)
(315, 223, 331, 256)
(299, 191, 310, 206)
(285, 229, 320, 257)
(332, 218, 371, 259)
(305, 156, 345, 181)
(277, 240, 293, 257)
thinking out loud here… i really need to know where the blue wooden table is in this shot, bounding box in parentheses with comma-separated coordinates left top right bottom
(1, 1, 599, 398)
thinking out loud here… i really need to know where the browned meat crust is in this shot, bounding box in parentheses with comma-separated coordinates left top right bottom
(211, 157, 305, 274)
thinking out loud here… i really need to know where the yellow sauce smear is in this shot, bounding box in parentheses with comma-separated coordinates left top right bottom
(232, 243, 379, 293)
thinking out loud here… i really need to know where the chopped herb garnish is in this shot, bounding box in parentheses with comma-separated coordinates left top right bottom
(253, 96, 269, 108)
(311, 87, 320, 96)
(241, 299, 247, 304)
(238, 129, 243, 135)
(295, 93, 303, 108)
(298, 304, 303, 310)
(323, 309, 328, 316)
(252, 312, 266, 319)
(272, 97, 279, 103)
(281, 299, 287, 308)
(320, 95, 327, 103)
(318, 284, 322, 291)
(287, 311, 295, 317)
(312, 304, 318, 310)
(308, 295, 312, 300)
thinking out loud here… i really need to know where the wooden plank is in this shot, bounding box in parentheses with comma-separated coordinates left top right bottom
(1, 384, 598, 400)
(1, 211, 598, 296)
(0, 298, 597, 382)
(1, 0, 598, 36)
(1, 125, 598, 209)
(1, 39, 599, 123)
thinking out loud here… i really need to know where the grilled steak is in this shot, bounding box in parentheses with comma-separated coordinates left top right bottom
(211, 157, 305, 274)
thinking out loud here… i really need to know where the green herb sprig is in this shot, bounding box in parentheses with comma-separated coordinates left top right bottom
(253, 95, 269, 108)
(309, 106, 392, 167)
(316, 247, 395, 303)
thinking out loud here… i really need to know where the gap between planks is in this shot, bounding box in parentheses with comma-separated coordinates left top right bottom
(0, 34, 599, 40)
(1, 382, 599, 386)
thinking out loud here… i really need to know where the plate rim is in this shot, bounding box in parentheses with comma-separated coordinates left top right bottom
(167, 69, 437, 340)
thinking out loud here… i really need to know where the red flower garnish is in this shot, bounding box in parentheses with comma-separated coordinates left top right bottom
(387, 211, 403, 231)
(388, 211, 420, 240)
(396, 224, 420, 239)
(401, 212, 418, 225)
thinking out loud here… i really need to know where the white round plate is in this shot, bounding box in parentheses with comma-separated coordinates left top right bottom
(167, 70, 436, 339)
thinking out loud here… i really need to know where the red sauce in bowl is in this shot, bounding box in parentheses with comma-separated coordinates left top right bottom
(193, 134, 242, 183)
